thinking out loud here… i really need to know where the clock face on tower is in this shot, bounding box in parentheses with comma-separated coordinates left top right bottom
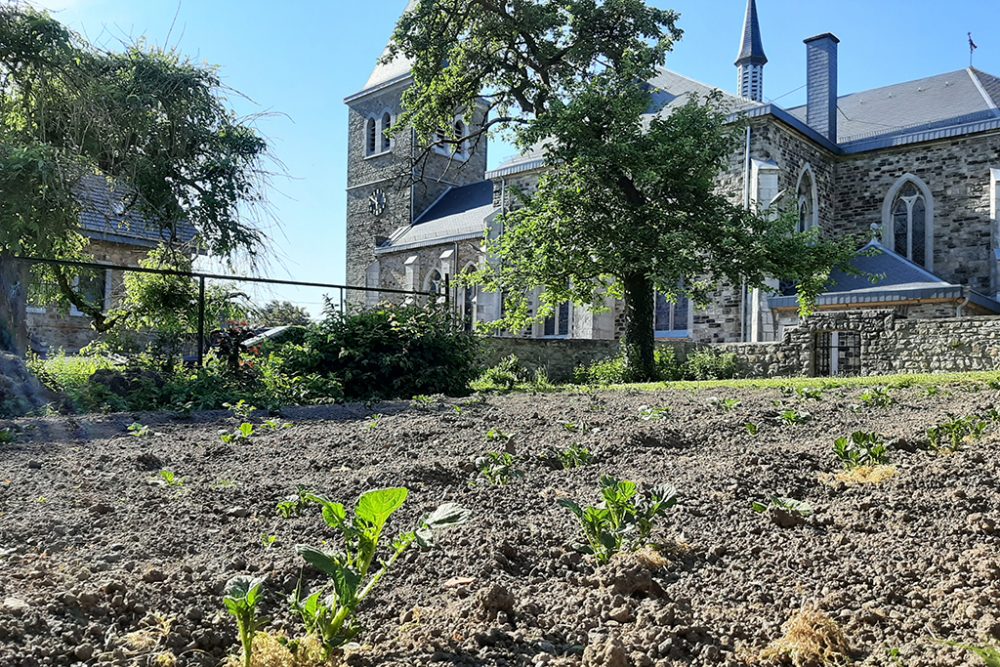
(368, 188, 387, 217)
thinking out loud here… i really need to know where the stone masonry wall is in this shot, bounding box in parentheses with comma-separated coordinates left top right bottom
(481, 311, 1000, 381)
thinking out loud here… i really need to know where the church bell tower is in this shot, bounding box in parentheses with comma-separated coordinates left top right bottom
(735, 0, 767, 102)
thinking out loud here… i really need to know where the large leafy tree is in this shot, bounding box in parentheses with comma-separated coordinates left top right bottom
(0, 4, 269, 354)
(390, 0, 853, 380)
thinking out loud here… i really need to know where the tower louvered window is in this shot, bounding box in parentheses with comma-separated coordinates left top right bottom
(365, 118, 377, 156)
(381, 113, 392, 152)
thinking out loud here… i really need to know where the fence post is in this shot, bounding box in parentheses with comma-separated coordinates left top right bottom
(197, 276, 206, 367)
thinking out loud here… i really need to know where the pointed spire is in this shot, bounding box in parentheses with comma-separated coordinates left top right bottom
(736, 0, 767, 66)
(362, 0, 419, 91)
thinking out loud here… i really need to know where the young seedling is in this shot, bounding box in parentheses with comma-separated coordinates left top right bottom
(833, 432, 889, 469)
(220, 422, 256, 445)
(475, 451, 523, 486)
(710, 397, 741, 413)
(158, 470, 185, 488)
(276, 487, 313, 519)
(925, 385, 941, 397)
(859, 386, 894, 409)
(751, 497, 814, 527)
(294, 488, 470, 654)
(560, 420, 588, 433)
(366, 414, 383, 431)
(795, 386, 824, 401)
(541, 445, 594, 470)
(223, 575, 266, 667)
(638, 406, 671, 422)
(941, 641, 1000, 666)
(927, 415, 989, 452)
(779, 409, 811, 426)
(127, 422, 153, 438)
(261, 418, 293, 431)
(261, 534, 279, 550)
(560, 475, 678, 564)
(224, 400, 258, 422)
(0, 428, 16, 444)
(744, 422, 761, 437)
(410, 394, 434, 409)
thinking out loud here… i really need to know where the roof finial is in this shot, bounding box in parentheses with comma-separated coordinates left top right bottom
(736, 0, 767, 102)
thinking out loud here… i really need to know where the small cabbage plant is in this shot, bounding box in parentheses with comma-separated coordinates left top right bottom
(560, 475, 678, 564)
(294, 488, 469, 653)
(223, 575, 266, 667)
(833, 431, 889, 468)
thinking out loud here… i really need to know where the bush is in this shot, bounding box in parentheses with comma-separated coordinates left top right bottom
(476, 354, 526, 391)
(683, 349, 740, 381)
(282, 304, 480, 401)
(574, 347, 684, 384)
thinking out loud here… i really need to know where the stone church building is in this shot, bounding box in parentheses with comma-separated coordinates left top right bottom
(345, 0, 1000, 351)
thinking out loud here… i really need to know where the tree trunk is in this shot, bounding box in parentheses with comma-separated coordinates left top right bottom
(0, 253, 28, 355)
(621, 271, 656, 382)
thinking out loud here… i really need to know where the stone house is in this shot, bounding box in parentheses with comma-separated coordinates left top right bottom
(25, 176, 196, 354)
(345, 0, 1000, 367)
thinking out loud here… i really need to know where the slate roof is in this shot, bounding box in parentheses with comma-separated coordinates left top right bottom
(736, 0, 767, 65)
(786, 68, 1000, 144)
(769, 240, 1000, 313)
(488, 69, 760, 178)
(351, 0, 417, 98)
(378, 181, 496, 252)
(78, 174, 197, 249)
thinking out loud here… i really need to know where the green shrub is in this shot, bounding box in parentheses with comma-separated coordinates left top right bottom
(574, 347, 683, 385)
(283, 303, 479, 401)
(475, 354, 525, 391)
(683, 349, 740, 381)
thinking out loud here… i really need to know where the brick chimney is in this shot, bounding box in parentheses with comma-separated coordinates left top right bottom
(804, 33, 839, 143)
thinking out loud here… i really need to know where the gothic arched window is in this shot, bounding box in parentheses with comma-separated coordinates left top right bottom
(365, 118, 377, 156)
(885, 177, 932, 268)
(796, 165, 818, 233)
(380, 112, 392, 152)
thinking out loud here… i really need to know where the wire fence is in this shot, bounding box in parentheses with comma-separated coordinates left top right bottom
(15, 256, 449, 366)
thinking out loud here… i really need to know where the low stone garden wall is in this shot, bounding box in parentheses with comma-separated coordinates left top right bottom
(481, 311, 1000, 381)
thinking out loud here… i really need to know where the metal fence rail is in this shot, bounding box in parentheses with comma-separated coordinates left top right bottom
(15, 255, 447, 365)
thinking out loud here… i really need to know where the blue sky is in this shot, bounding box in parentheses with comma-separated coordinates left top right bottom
(30, 0, 1000, 311)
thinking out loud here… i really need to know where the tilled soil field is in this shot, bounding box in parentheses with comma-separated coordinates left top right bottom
(1, 384, 999, 667)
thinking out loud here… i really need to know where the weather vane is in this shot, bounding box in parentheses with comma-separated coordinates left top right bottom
(969, 32, 978, 68)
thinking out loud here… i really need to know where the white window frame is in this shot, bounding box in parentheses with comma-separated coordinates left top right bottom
(364, 110, 395, 159)
(882, 173, 934, 270)
(432, 114, 470, 161)
(70, 269, 111, 318)
(653, 291, 693, 339)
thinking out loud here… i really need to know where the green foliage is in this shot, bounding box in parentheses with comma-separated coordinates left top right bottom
(220, 422, 256, 445)
(833, 432, 889, 469)
(475, 355, 525, 392)
(277, 487, 313, 520)
(261, 534, 279, 550)
(684, 350, 741, 381)
(1, 5, 269, 352)
(708, 396, 741, 413)
(744, 422, 760, 437)
(751, 497, 813, 518)
(560, 475, 678, 564)
(574, 347, 683, 385)
(941, 641, 1000, 666)
(282, 303, 480, 401)
(127, 422, 152, 438)
(158, 470, 184, 488)
(475, 451, 523, 486)
(779, 409, 811, 426)
(366, 414, 383, 431)
(859, 386, 894, 409)
(294, 489, 469, 653)
(223, 575, 266, 667)
(638, 405, 671, 422)
(927, 415, 989, 452)
(542, 445, 594, 470)
(410, 394, 435, 409)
